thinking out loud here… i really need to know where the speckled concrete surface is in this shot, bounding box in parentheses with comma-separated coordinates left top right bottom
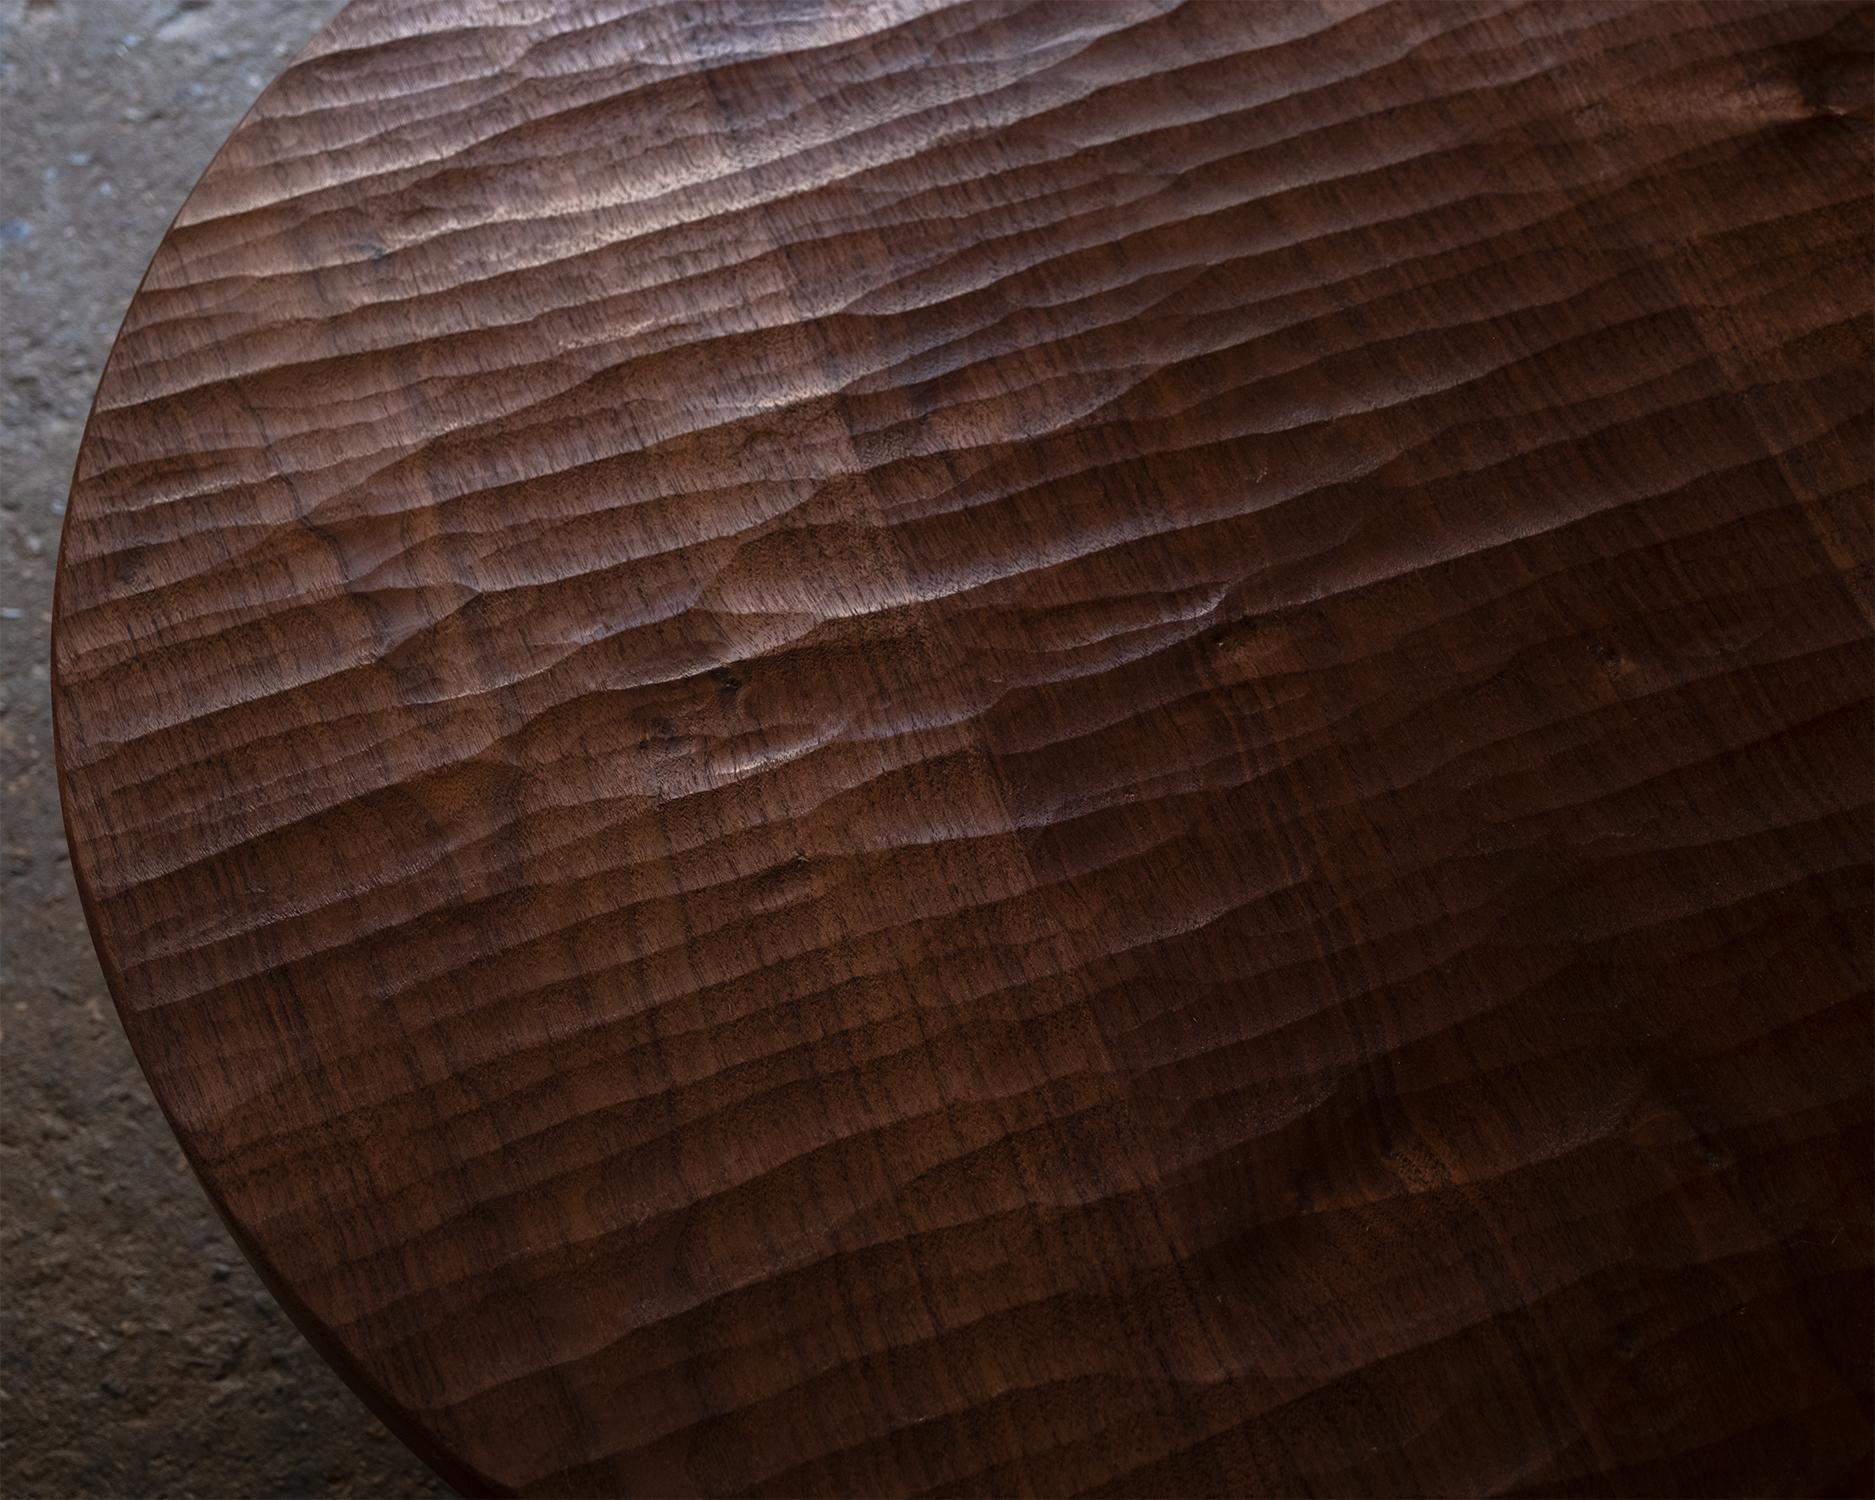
(1, 3, 452, 1494)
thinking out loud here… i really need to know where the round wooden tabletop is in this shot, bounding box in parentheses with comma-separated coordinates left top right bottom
(52, 2, 1873, 1495)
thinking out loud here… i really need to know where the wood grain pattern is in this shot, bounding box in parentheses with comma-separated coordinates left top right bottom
(51, 1, 1874, 1494)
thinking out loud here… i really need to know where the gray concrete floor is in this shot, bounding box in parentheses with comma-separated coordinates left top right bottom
(1, 2, 453, 1494)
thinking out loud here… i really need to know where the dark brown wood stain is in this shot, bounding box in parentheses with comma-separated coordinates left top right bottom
(51, 1, 1874, 1494)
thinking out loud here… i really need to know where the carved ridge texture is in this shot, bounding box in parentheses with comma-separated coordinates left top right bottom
(52, 1, 1874, 1494)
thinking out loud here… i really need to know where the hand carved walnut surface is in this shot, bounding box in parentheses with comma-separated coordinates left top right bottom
(51, 1, 1873, 1495)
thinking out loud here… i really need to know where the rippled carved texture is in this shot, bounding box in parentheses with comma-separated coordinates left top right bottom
(51, 0, 1875, 1494)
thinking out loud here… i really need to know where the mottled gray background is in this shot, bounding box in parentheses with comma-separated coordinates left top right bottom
(1, 2, 451, 1494)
